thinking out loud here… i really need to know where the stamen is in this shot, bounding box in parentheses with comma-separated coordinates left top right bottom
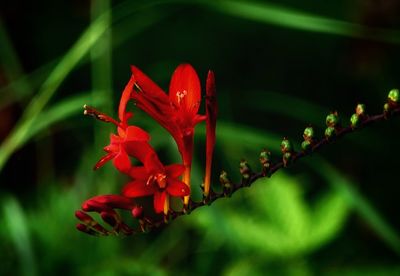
(146, 175, 155, 186)
(176, 90, 187, 104)
(83, 104, 120, 126)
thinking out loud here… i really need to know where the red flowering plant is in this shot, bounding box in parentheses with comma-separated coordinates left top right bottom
(131, 64, 217, 204)
(76, 64, 217, 236)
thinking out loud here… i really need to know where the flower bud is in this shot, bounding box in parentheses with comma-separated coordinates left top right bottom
(355, 104, 366, 116)
(259, 149, 271, 176)
(326, 111, 340, 127)
(132, 206, 144, 219)
(350, 113, 360, 128)
(282, 152, 292, 167)
(325, 126, 335, 138)
(301, 140, 312, 152)
(388, 89, 399, 103)
(281, 137, 293, 153)
(220, 171, 232, 192)
(239, 160, 252, 180)
(303, 127, 314, 141)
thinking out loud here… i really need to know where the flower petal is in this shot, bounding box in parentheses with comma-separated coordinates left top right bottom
(166, 178, 190, 197)
(144, 151, 165, 175)
(165, 164, 185, 178)
(123, 141, 154, 164)
(118, 74, 136, 122)
(131, 65, 167, 99)
(169, 64, 201, 114)
(113, 150, 131, 174)
(122, 180, 156, 197)
(83, 194, 136, 210)
(94, 152, 117, 170)
(128, 166, 148, 180)
(125, 126, 150, 142)
(153, 191, 166, 213)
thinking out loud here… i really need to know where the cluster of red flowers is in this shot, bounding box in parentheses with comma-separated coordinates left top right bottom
(76, 64, 217, 235)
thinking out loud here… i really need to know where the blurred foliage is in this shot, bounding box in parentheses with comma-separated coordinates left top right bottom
(1, 0, 400, 275)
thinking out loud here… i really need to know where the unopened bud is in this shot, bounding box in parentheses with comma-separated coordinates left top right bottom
(350, 114, 359, 128)
(239, 160, 252, 180)
(388, 89, 399, 103)
(303, 127, 314, 141)
(132, 206, 144, 219)
(220, 171, 232, 190)
(259, 149, 271, 176)
(282, 152, 292, 167)
(301, 140, 312, 152)
(326, 111, 340, 127)
(281, 137, 293, 153)
(355, 104, 366, 116)
(325, 126, 335, 138)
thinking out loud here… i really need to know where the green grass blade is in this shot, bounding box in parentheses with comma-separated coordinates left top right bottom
(0, 0, 172, 172)
(2, 197, 37, 276)
(306, 156, 400, 255)
(0, 19, 33, 100)
(209, 0, 400, 44)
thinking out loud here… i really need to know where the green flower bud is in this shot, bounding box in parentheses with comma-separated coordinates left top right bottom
(260, 149, 271, 176)
(219, 171, 231, 189)
(326, 112, 340, 127)
(282, 152, 292, 167)
(259, 149, 271, 164)
(388, 89, 399, 103)
(303, 126, 314, 141)
(239, 160, 252, 180)
(355, 104, 366, 116)
(281, 137, 293, 153)
(325, 126, 335, 138)
(301, 140, 312, 152)
(350, 113, 360, 128)
(384, 102, 390, 113)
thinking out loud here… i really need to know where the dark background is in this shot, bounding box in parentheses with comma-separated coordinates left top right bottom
(1, 0, 400, 275)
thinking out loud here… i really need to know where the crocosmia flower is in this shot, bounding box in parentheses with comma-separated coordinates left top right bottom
(130, 64, 217, 203)
(84, 76, 151, 174)
(122, 151, 190, 214)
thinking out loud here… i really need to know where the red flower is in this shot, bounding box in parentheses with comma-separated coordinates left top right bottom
(130, 64, 217, 203)
(122, 151, 190, 214)
(84, 76, 152, 174)
(76, 194, 139, 235)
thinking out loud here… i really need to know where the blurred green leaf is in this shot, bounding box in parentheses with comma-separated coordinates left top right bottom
(190, 172, 350, 258)
(307, 156, 400, 255)
(2, 197, 37, 276)
(209, 0, 400, 44)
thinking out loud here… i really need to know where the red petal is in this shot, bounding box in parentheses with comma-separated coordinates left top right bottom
(153, 191, 166, 213)
(169, 64, 201, 114)
(128, 166, 148, 180)
(144, 151, 164, 175)
(119, 74, 135, 121)
(113, 150, 131, 174)
(166, 178, 190, 197)
(122, 180, 156, 197)
(165, 164, 185, 178)
(131, 65, 167, 99)
(125, 126, 150, 142)
(94, 152, 117, 170)
(204, 70, 217, 196)
(123, 141, 154, 164)
(83, 195, 136, 210)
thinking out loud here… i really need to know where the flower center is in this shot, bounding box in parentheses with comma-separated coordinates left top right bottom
(176, 90, 187, 105)
(155, 173, 167, 188)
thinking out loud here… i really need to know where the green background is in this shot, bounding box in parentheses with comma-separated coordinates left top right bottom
(1, 0, 399, 275)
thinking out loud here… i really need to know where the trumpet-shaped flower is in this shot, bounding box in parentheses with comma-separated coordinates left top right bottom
(130, 64, 217, 202)
(122, 151, 190, 214)
(84, 76, 152, 174)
